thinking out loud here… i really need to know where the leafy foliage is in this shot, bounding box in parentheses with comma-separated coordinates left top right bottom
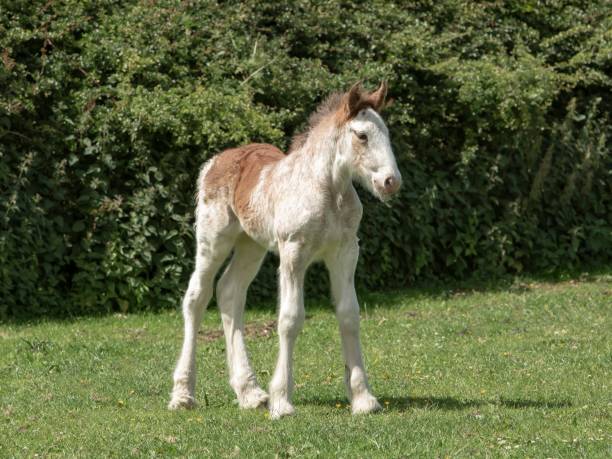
(1, 0, 610, 318)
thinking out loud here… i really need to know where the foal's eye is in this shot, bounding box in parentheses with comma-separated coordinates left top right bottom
(355, 132, 368, 142)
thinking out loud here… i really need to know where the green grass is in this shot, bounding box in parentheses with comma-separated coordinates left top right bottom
(1, 271, 611, 458)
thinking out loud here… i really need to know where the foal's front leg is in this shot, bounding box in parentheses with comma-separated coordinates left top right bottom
(326, 238, 381, 414)
(268, 242, 306, 419)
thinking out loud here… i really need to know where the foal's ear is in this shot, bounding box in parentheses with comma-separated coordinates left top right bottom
(344, 81, 364, 119)
(369, 81, 389, 112)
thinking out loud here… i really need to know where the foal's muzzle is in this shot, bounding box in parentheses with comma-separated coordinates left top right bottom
(374, 172, 402, 199)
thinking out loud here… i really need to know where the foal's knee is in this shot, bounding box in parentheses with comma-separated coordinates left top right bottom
(183, 272, 214, 313)
(278, 308, 304, 338)
(336, 302, 360, 335)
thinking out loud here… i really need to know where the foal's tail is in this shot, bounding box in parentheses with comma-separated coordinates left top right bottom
(194, 158, 215, 228)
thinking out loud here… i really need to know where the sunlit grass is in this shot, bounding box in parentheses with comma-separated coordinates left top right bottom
(1, 271, 611, 457)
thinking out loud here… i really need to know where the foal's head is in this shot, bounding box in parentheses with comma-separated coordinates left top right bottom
(290, 82, 402, 201)
(337, 82, 402, 201)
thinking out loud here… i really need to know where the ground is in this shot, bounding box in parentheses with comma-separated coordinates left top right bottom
(1, 270, 610, 457)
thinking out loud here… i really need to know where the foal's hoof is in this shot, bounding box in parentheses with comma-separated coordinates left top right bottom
(268, 398, 295, 420)
(168, 392, 197, 410)
(351, 393, 382, 415)
(238, 387, 269, 409)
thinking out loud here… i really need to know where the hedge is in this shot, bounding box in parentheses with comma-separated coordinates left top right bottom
(1, 0, 610, 318)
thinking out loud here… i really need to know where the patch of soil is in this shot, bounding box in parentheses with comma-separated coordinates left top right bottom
(198, 320, 277, 342)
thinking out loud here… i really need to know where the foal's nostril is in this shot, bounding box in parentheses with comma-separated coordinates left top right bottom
(384, 176, 399, 194)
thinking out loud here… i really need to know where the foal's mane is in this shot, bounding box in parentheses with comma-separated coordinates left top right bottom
(288, 83, 388, 153)
(288, 92, 344, 153)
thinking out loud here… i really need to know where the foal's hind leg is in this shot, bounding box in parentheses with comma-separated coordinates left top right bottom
(217, 234, 268, 409)
(169, 205, 238, 410)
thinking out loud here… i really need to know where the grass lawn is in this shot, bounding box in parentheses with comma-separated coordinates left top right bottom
(1, 271, 611, 457)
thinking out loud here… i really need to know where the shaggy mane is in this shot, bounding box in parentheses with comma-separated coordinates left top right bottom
(288, 92, 345, 153)
(288, 84, 385, 153)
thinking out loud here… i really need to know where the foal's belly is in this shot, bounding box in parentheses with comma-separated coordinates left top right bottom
(240, 215, 358, 264)
(237, 215, 278, 253)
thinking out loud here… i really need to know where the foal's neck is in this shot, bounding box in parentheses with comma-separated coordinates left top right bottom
(295, 126, 352, 199)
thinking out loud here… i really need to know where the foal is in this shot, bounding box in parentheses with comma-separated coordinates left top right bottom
(169, 82, 402, 419)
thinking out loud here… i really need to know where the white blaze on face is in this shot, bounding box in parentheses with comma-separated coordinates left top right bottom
(348, 108, 401, 201)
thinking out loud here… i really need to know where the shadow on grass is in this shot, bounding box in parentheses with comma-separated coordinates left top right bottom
(301, 395, 572, 411)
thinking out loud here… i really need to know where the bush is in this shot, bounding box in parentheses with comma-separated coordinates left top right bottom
(1, 0, 610, 318)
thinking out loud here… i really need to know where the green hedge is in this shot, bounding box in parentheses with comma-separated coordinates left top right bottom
(1, 0, 610, 318)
